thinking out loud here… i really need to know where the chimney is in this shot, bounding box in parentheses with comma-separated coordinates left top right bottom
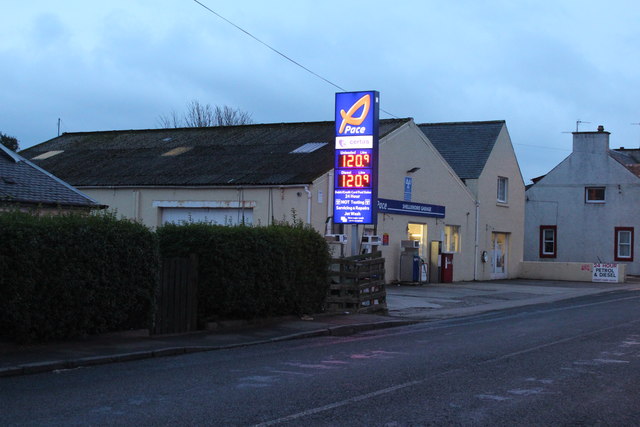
(573, 124, 610, 153)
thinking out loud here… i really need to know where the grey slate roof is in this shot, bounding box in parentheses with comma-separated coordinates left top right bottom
(418, 121, 505, 180)
(0, 144, 102, 208)
(610, 148, 640, 178)
(21, 119, 410, 187)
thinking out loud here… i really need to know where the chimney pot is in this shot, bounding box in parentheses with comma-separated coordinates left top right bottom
(598, 125, 604, 132)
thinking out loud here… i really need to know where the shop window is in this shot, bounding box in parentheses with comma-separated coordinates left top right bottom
(444, 225, 460, 253)
(615, 227, 634, 261)
(539, 225, 557, 258)
(585, 187, 606, 203)
(497, 177, 508, 203)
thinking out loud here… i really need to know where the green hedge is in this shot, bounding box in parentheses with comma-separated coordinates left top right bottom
(0, 211, 159, 343)
(157, 223, 331, 322)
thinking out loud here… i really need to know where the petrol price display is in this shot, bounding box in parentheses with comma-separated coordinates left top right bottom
(336, 171, 372, 188)
(337, 153, 371, 168)
(333, 91, 379, 225)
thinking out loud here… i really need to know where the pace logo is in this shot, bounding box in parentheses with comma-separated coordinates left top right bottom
(338, 94, 371, 134)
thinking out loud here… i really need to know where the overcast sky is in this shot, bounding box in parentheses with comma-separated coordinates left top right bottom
(2, 0, 639, 183)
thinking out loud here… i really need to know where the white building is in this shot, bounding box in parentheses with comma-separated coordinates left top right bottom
(524, 126, 640, 275)
(23, 118, 524, 282)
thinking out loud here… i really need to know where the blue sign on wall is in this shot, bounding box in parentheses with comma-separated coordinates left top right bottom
(377, 198, 445, 218)
(333, 91, 379, 225)
(404, 176, 412, 201)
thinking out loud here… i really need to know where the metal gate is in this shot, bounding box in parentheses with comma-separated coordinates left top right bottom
(153, 255, 198, 335)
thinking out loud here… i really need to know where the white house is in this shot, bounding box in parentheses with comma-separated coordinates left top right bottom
(524, 126, 640, 276)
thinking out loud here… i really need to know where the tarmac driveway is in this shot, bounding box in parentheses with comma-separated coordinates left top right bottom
(385, 279, 640, 320)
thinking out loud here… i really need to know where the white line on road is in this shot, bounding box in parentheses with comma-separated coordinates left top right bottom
(254, 298, 640, 426)
(253, 379, 424, 426)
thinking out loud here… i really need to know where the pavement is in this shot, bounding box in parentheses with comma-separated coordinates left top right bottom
(2, 278, 640, 378)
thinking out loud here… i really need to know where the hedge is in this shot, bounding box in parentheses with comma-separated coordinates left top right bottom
(157, 222, 331, 322)
(0, 211, 159, 343)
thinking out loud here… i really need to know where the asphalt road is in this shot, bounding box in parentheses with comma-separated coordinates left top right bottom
(3, 290, 640, 426)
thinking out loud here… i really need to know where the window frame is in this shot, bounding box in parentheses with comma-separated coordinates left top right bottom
(444, 225, 461, 253)
(614, 227, 634, 261)
(497, 176, 508, 203)
(539, 225, 557, 258)
(585, 186, 606, 204)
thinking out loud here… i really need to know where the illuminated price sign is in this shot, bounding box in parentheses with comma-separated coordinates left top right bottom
(333, 91, 379, 225)
(336, 170, 372, 188)
(336, 151, 372, 169)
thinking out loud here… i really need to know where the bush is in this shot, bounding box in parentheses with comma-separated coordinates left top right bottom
(0, 211, 159, 342)
(157, 222, 331, 322)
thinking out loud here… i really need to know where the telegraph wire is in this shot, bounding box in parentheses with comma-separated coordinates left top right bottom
(191, 0, 399, 119)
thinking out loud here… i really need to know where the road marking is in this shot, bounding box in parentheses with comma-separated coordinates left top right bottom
(253, 379, 424, 426)
(480, 318, 640, 364)
(255, 295, 640, 425)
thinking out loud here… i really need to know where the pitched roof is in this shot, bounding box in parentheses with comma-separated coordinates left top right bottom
(610, 148, 640, 178)
(0, 144, 102, 208)
(418, 120, 505, 180)
(21, 119, 410, 187)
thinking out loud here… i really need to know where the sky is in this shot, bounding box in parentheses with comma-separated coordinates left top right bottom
(2, 0, 640, 184)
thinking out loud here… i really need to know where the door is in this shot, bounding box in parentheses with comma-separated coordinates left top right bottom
(491, 232, 508, 279)
(407, 223, 427, 258)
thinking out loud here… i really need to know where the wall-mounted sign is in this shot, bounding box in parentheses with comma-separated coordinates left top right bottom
(333, 91, 379, 224)
(404, 176, 412, 201)
(377, 198, 445, 218)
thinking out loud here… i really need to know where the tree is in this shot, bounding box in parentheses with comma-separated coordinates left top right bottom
(158, 101, 253, 128)
(0, 132, 19, 152)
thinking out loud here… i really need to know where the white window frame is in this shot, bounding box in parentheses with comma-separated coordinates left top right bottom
(615, 227, 634, 261)
(497, 176, 508, 203)
(585, 187, 606, 204)
(444, 225, 460, 253)
(540, 225, 557, 258)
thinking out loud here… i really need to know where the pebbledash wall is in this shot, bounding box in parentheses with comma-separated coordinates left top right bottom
(79, 119, 525, 283)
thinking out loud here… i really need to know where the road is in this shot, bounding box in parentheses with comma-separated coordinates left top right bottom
(3, 290, 640, 426)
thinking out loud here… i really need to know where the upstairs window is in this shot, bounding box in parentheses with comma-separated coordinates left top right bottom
(585, 187, 605, 203)
(444, 225, 460, 253)
(615, 227, 634, 261)
(497, 177, 508, 203)
(539, 225, 557, 258)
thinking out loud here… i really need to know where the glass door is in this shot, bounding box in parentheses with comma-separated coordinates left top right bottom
(491, 232, 508, 279)
(407, 223, 427, 258)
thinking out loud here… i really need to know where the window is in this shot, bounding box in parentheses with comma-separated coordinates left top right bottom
(539, 225, 557, 258)
(444, 225, 460, 253)
(497, 177, 508, 203)
(585, 187, 606, 203)
(615, 227, 634, 261)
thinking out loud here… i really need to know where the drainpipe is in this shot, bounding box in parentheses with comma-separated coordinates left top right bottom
(474, 201, 480, 281)
(304, 185, 312, 225)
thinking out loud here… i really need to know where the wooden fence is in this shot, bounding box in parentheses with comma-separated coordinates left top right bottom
(153, 255, 198, 335)
(326, 252, 387, 313)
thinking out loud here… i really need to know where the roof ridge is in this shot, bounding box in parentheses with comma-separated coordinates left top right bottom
(52, 118, 413, 138)
(418, 120, 505, 127)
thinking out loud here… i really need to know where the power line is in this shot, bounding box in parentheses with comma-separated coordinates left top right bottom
(191, 0, 399, 118)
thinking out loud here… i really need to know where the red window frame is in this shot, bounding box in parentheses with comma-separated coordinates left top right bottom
(539, 225, 557, 258)
(614, 227, 634, 261)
